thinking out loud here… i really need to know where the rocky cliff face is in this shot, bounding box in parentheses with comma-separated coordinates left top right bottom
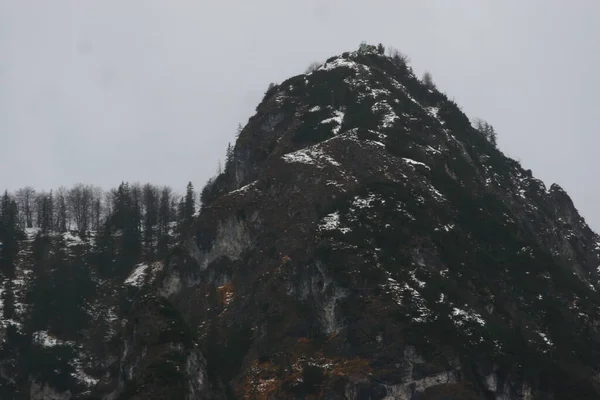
(147, 45, 600, 399)
(4, 43, 600, 399)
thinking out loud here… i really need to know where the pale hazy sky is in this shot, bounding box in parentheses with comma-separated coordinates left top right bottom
(1, 1, 600, 229)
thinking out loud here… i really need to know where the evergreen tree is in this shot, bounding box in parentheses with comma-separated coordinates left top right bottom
(142, 184, 159, 259)
(94, 220, 116, 277)
(422, 71, 435, 88)
(225, 143, 234, 172)
(104, 182, 142, 278)
(28, 233, 53, 330)
(474, 118, 498, 147)
(0, 191, 20, 278)
(176, 182, 196, 236)
(29, 234, 94, 335)
(0, 190, 20, 375)
(36, 192, 54, 234)
(177, 197, 185, 226)
(130, 184, 142, 235)
(157, 187, 173, 259)
(50, 240, 94, 335)
(2, 285, 15, 321)
(184, 182, 195, 222)
(111, 182, 131, 231)
(200, 177, 215, 206)
(170, 197, 179, 223)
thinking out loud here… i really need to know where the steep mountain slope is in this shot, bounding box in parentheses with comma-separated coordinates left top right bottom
(3, 43, 600, 400)
(123, 44, 600, 399)
(0, 221, 214, 399)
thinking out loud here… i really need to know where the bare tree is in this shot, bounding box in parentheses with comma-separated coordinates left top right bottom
(15, 186, 36, 229)
(305, 61, 323, 74)
(104, 188, 118, 219)
(90, 186, 104, 230)
(387, 47, 410, 68)
(35, 191, 45, 228)
(68, 183, 93, 233)
(55, 186, 68, 232)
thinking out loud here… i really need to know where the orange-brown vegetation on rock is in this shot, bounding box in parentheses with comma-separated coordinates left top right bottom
(281, 255, 292, 264)
(297, 337, 311, 344)
(238, 360, 283, 400)
(216, 283, 234, 306)
(328, 357, 372, 378)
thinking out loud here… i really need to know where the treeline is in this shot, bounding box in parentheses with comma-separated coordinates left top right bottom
(1, 182, 197, 234)
(0, 182, 200, 393)
(0, 181, 198, 273)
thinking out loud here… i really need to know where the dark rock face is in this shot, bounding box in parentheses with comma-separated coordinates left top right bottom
(154, 46, 600, 399)
(96, 294, 214, 400)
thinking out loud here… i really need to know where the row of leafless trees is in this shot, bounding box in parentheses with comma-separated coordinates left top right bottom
(9, 183, 190, 233)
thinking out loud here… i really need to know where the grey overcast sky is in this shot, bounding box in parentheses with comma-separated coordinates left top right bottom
(1, 1, 600, 228)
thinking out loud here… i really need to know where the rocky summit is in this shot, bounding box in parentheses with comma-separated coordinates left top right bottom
(2, 43, 600, 399)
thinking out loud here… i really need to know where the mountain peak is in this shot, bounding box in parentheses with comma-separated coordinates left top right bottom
(176, 43, 600, 398)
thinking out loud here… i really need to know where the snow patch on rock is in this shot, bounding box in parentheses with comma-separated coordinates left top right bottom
(125, 264, 149, 287)
(33, 331, 74, 348)
(318, 212, 351, 234)
(320, 110, 345, 134)
(282, 146, 341, 169)
(402, 158, 430, 170)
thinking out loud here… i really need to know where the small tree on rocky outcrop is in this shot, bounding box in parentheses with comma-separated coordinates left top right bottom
(387, 47, 410, 65)
(259, 84, 279, 110)
(422, 71, 435, 89)
(225, 143, 234, 172)
(176, 182, 196, 235)
(474, 118, 498, 147)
